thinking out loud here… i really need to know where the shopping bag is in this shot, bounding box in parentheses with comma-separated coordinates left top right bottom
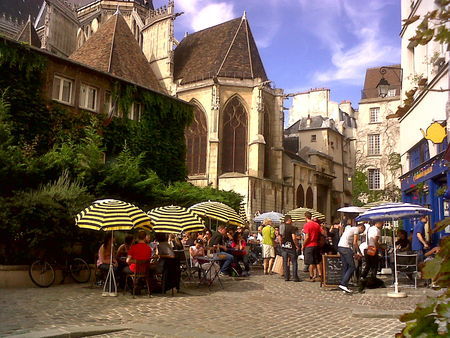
(272, 255, 284, 275)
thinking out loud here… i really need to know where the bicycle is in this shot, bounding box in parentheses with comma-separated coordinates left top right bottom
(29, 255, 91, 288)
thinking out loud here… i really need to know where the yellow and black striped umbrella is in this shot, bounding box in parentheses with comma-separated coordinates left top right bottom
(286, 207, 325, 223)
(75, 199, 152, 231)
(190, 201, 244, 227)
(148, 205, 205, 233)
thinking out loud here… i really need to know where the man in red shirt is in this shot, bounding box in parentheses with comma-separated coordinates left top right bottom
(302, 212, 324, 281)
(126, 231, 152, 273)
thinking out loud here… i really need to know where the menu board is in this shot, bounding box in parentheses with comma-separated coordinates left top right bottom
(321, 254, 342, 287)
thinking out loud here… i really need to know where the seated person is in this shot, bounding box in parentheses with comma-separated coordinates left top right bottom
(125, 231, 152, 273)
(190, 239, 206, 267)
(395, 230, 411, 252)
(209, 225, 234, 276)
(231, 232, 250, 276)
(168, 233, 184, 250)
(155, 233, 179, 291)
(97, 235, 117, 273)
(117, 235, 134, 266)
(185, 233, 197, 247)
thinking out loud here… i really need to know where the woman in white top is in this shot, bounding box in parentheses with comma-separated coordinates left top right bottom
(337, 223, 365, 293)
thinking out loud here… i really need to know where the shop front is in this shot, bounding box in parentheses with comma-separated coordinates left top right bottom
(400, 153, 450, 245)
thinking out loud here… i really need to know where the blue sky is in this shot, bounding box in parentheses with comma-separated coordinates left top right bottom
(154, 0, 401, 110)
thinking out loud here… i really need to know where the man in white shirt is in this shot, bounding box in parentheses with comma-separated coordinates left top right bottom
(361, 221, 383, 280)
(337, 223, 365, 293)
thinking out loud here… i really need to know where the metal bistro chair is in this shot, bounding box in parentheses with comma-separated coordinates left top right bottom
(395, 252, 419, 289)
(124, 260, 151, 298)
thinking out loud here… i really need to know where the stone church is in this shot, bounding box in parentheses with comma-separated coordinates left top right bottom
(0, 0, 348, 222)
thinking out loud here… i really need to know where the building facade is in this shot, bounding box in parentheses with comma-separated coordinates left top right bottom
(355, 65, 402, 204)
(285, 89, 357, 222)
(398, 0, 449, 241)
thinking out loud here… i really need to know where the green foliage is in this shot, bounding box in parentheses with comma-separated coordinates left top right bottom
(352, 170, 401, 206)
(404, 1, 450, 46)
(398, 236, 450, 337)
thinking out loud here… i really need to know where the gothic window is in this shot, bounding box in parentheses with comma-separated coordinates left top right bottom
(222, 96, 248, 174)
(306, 187, 314, 208)
(296, 184, 304, 208)
(264, 103, 272, 178)
(185, 104, 207, 175)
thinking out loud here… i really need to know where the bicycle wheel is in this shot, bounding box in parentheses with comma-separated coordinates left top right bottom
(69, 257, 91, 283)
(29, 260, 55, 288)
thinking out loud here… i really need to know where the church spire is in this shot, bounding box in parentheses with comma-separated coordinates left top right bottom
(242, 11, 247, 21)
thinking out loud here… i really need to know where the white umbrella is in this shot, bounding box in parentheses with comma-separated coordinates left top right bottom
(337, 206, 367, 213)
(356, 202, 432, 298)
(254, 211, 284, 224)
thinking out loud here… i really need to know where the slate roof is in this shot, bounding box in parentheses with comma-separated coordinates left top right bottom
(0, 0, 43, 25)
(362, 64, 401, 99)
(70, 0, 153, 10)
(70, 13, 164, 93)
(284, 150, 309, 165)
(174, 16, 268, 84)
(285, 116, 340, 134)
(16, 18, 42, 47)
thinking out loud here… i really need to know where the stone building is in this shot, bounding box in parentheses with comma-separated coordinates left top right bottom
(0, 0, 330, 219)
(397, 0, 449, 240)
(285, 89, 357, 222)
(355, 65, 402, 203)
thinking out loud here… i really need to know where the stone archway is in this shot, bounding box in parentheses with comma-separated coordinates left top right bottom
(296, 184, 304, 208)
(306, 187, 314, 209)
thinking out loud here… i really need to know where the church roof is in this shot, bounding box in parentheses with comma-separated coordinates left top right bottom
(174, 15, 268, 84)
(16, 18, 41, 48)
(0, 0, 43, 26)
(69, 13, 164, 93)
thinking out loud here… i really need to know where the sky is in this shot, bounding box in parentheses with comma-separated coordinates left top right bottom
(154, 0, 401, 112)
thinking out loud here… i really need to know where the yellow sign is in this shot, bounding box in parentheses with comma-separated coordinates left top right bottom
(413, 166, 432, 181)
(420, 122, 447, 144)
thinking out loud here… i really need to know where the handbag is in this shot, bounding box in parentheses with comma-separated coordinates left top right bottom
(367, 245, 377, 256)
(271, 255, 284, 275)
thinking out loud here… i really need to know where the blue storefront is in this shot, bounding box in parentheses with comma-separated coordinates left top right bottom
(400, 152, 450, 245)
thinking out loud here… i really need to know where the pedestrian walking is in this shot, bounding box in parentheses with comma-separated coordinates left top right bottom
(261, 218, 275, 275)
(280, 215, 300, 282)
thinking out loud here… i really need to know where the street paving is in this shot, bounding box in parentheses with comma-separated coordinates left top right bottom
(0, 269, 438, 337)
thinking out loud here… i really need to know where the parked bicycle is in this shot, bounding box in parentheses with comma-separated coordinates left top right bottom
(29, 255, 91, 288)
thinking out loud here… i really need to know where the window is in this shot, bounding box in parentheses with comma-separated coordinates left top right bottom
(409, 139, 430, 169)
(104, 91, 113, 115)
(79, 84, 97, 111)
(311, 135, 317, 142)
(131, 103, 142, 121)
(186, 105, 207, 175)
(387, 89, 396, 97)
(221, 96, 247, 174)
(52, 75, 73, 104)
(368, 134, 380, 155)
(368, 169, 380, 190)
(369, 107, 380, 123)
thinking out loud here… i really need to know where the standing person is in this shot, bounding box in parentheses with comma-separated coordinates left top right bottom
(412, 216, 429, 262)
(361, 221, 383, 280)
(302, 212, 323, 281)
(330, 219, 342, 253)
(337, 223, 365, 293)
(261, 218, 276, 275)
(281, 215, 300, 282)
(209, 225, 234, 276)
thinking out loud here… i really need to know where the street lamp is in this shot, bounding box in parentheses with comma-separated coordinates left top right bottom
(376, 66, 403, 98)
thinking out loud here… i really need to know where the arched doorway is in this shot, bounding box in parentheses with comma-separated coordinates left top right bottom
(306, 187, 314, 208)
(185, 103, 207, 175)
(221, 96, 248, 174)
(296, 184, 304, 208)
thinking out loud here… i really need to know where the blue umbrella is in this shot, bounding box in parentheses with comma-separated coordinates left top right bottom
(254, 211, 284, 224)
(355, 202, 431, 298)
(355, 202, 431, 222)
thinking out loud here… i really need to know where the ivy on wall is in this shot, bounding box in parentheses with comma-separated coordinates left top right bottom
(352, 170, 401, 206)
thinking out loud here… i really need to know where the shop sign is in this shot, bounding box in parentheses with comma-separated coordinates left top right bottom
(413, 166, 433, 181)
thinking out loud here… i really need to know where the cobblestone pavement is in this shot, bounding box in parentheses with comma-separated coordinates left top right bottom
(0, 269, 438, 337)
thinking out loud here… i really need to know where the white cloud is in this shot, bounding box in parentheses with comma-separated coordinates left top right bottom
(175, 0, 235, 32)
(298, 0, 400, 85)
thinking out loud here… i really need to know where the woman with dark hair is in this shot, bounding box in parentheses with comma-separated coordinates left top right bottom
(231, 231, 250, 276)
(395, 230, 411, 252)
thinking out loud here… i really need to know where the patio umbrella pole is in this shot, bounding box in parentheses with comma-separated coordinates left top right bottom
(102, 230, 117, 297)
(388, 219, 406, 298)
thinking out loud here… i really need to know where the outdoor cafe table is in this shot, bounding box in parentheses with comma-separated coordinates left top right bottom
(196, 255, 226, 289)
